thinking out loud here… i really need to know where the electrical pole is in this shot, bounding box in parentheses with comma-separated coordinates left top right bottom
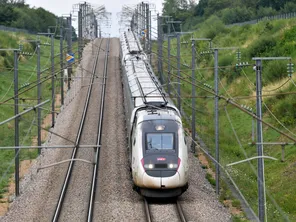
(13, 49, 20, 196)
(37, 41, 41, 155)
(177, 34, 181, 111)
(142, 2, 144, 37)
(157, 14, 163, 83)
(214, 48, 220, 194)
(142, 3, 146, 52)
(146, 3, 150, 60)
(149, 10, 152, 64)
(190, 38, 211, 153)
(191, 40, 196, 153)
(78, 6, 82, 60)
(167, 35, 171, 95)
(67, 14, 72, 90)
(255, 59, 265, 222)
(50, 32, 55, 127)
(168, 18, 171, 35)
(59, 18, 64, 105)
(252, 56, 291, 221)
(94, 18, 98, 38)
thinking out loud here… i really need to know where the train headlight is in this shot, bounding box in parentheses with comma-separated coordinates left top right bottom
(144, 164, 154, 169)
(155, 125, 165, 131)
(168, 163, 178, 169)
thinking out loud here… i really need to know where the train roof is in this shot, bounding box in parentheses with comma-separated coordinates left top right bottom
(125, 59, 168, 107)
(136, 109, 182, 124)
(121, 30, 142, 54)
(120, 31, 169, 108)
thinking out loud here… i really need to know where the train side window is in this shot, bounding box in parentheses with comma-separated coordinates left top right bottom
(131, 117, 137, 146)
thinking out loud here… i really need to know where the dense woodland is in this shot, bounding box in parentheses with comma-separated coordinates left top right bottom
(0, 0, 78, 40)
(162, 0, 296, 31)
(0, 0, 58, 33)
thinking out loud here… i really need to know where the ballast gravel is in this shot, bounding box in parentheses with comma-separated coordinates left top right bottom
(1, 38, 231, 222)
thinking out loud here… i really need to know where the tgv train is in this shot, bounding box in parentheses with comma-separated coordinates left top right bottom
(120, 30, 189, 198)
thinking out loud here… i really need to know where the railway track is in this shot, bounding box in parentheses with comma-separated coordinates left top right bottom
(51, 38, 110, 222)
(144, 198, 187, 222)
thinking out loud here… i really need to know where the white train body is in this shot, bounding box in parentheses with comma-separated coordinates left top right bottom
(120, 30, 189, 198)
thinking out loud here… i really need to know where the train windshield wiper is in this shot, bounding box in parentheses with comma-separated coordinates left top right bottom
(148, 142, 159, 150)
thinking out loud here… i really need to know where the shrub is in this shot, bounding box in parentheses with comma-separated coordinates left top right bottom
(272, 95, 296, 126)
(256, 7, 277, 18)
(247, 35, 277, 57)
(262, 61, 286, 84)
(221, 7, 255, 24)
(281, 2, 296, 13)
(201, 15, 228, 39)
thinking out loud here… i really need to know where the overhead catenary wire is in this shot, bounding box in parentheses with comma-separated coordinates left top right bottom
(184, 130, 259, 221)
(224, 106, 290, 221)
(151, 48, 296, 143)
(0, 56, 83, 106)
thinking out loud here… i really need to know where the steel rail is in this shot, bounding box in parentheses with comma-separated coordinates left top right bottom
(52, 39, 104, 222)
(87, 38, 110, 221)
(144, 198, 152, 222)
(143, 198, 187, 222)
(176, 200, 187, 222)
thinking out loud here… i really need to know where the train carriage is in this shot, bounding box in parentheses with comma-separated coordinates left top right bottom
(120, 30, 189, 198)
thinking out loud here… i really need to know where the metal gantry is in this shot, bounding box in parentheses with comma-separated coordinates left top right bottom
(0, 0, 111, 202)
(252, 56, 291, 222)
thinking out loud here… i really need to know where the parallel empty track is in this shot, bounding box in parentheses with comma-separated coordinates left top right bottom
(52, 38, 110, 222)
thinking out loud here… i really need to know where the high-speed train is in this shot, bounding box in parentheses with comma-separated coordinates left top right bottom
(120, 30, 189, 198)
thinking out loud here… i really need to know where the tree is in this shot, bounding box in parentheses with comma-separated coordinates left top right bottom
(178, 0, 189, 10)
(162, 0, 179, 15)
(194, 0, 208, 16)
(0, 4, 16, 26)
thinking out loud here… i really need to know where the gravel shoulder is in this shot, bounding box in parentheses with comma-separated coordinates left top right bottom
(1, 40, 101, 222)
(93, 38, 231, 222)
(1, 37, 232, 222)
(93, 38, 144, 222)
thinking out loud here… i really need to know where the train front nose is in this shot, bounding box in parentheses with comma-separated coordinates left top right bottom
(141, 156, 181, 188)
(142, 171, 181, 189)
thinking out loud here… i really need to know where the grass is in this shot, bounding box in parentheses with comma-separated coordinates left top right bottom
(205, 172, 216, 187)
(153, 16, 296, 221)
(0, 30, 79, 198)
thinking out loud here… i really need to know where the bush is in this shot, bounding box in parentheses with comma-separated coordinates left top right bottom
(256, 7, 277, 18)
(281, 2, 296, 13)
(221, 6, 255, 24)
(201, 15, 228, 39)
(262, 61, 286, 84)
(272, 95, 296, 126)
(247, 35, 277, 57)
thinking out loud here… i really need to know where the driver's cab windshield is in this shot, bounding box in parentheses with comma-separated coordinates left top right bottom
(146, 133, 174, 150)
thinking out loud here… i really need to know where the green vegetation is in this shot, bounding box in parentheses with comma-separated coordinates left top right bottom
(0, 0, 56, 33)
(156, 14, 296, 221)
(0, 30, 79, 198)
(162, 0, 296, 32)
(0, 1, 77, 40)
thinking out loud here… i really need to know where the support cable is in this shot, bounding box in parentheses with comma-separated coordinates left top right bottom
(224, 106, 290, 221)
